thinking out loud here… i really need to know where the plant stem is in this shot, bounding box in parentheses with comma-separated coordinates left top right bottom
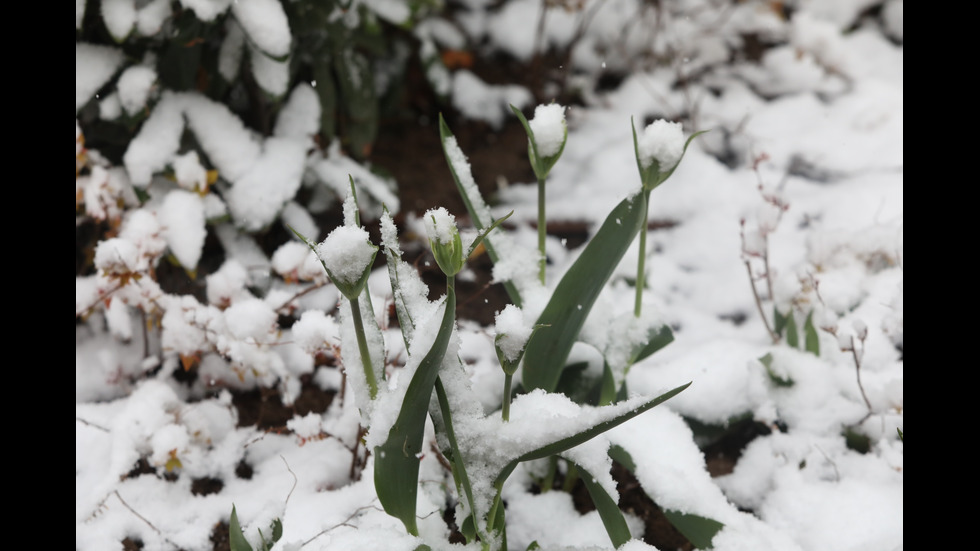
(561, 461, 579, 493)
(538, 176, 547, 284)
(349, 296, 379, 399)
(850, 336, 873, 414)
(634, 191, 650, 317)
(745, 260, 780, 344)
(501, 373, 513, 422)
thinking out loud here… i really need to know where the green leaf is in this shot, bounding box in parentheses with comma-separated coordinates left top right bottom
(663, 510, 725, 549)
(433, 377, 482, 543)
(597, 362, 618, 406)
(573, 462, 632, 547)
(607, 445, 636, 472)
(228, 505, 254, 551)
(157, 12, 204, 91)
(633, 325, 675, 363)
(759, 352, 793, 387)
(773, 306, 788, 336)
(335, 50, 378, 157)
(785, 310, 799, 349)
(374, 286, 457, 535)
(522, 191, 649, 393)
(269, 518, 283, 546)
(438, 114, 523, 307)
(312, 57, 337, 142)
(495, 383, 690, 486)
(897, 427, 903, 442)
(606, 449, 725, 549)
(804, 310, 820, 356)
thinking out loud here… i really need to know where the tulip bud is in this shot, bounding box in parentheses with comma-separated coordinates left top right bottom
(424, 207, 465, 277)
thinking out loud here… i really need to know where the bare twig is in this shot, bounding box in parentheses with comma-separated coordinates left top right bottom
(113, 490, 179, 549)
(744, 259, 779, 344)
(302, 503, 384, 547)
(280, 455, 298, 509)
(76, 416, 110, 432)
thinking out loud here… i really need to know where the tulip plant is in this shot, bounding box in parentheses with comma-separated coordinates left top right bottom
(230, 108, 712, 551)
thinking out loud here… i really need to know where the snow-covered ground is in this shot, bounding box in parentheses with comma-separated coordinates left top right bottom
(77, 1, 902, 550)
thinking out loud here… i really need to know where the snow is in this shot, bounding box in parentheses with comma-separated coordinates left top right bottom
(230, 0, 291, 58)
(424, 207, 457, 245)
(529, 103, 567, 158)
(636, 119, 685, 172)
(116, 65, 157, 116)
(159, 189, 206, 270)
(77, 4, 902, 551)
(493, 304, 532, 363)
(76, 43, 124, 112)
(315, 226, 377, 288)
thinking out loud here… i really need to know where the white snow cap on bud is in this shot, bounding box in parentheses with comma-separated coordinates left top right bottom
(529, 103, 566, 158)
(315, 226, 375, 287)
(424, 207, 457, 245)
(495, 304, 533, 363)
(637, 119, 685, 171)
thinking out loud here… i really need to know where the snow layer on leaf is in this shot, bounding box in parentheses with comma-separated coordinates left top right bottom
(172, 151, 208, 191)
(223, 137, 307, 231)
(218, 18, 245, 82)
(179, 0, 232, 21)
(310, 141, 400, 216)
(452, 70, 532, 129)
(76, 43, 125, 112)
(135, 0, 170, 36)
(159, 190, 206, 270)
(101, 0, 136, 41)
(183, 94, 261, 182)
(274, 83, 321, 138)
(122, 92, 184, 186)
(248, 40, 290, 96)
(232, 0, 291, 58)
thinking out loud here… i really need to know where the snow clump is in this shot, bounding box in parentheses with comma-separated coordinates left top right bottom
(529, 103, 566, 158)
(424, 207, 457, 245)
(637, 119, 685, 171)
(494, 304, 533, 363)
(315, 226, 376, 287)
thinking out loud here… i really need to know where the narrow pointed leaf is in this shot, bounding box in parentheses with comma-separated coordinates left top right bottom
(663, 510, 725, 549)
(633, 325, 674, 363)
(522, 191, 649, 392)
(438, 114, 522, 306)
(785, 310, 799, 349)
(374, 288, 457, 535)
(607, 447, 725, 548)
(773, 306, 788, 336)
(573, 462, 632, 547)
(804, 310, 820, 356)
(228, 506, 254, 551)
(495, 382, 690, 485)
(433, 377, 482, 542)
